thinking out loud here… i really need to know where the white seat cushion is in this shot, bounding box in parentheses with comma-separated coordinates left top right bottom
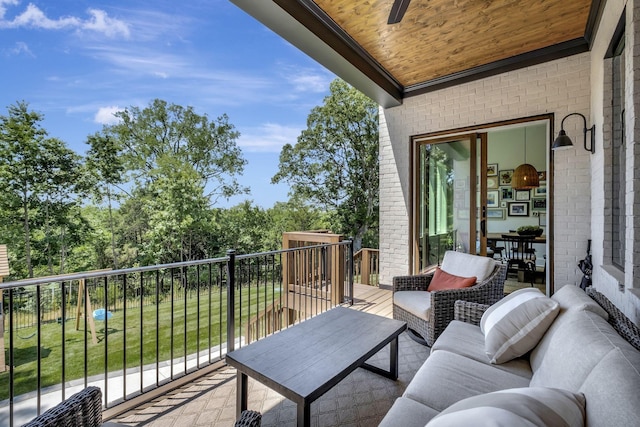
(394, 291, 431, 320)
(440, 251, 496, 282)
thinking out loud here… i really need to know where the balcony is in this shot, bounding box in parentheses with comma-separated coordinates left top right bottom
(1, 235, 418, 426)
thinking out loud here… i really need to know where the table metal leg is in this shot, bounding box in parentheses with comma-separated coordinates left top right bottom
(236, 371, 248, 418)
(361, 335, 400, 380)
(389, 335, 399, 380)
(297, 401, 310, 427)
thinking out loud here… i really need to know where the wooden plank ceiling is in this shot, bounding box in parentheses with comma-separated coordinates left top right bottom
(313, 0, 592, 88)
(268, 0, 596, 103)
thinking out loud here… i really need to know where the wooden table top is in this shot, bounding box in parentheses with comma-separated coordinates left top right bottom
(226, 306, 406, 402)
(487, 233, 546, 243)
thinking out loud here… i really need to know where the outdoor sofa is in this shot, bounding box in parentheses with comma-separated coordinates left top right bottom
(393, 250, 507, 346)
(380, 284, 640, 426)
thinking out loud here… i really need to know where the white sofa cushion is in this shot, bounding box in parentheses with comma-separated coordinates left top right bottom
(552, 284, 608, 319)
(394, 291, 431, 320)
(480, 288, 559, 364)
(426, 387, 585, 427)
(440, 251, 496, 282)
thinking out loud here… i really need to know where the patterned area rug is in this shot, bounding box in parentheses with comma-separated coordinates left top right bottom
(109, 332, 430, 427)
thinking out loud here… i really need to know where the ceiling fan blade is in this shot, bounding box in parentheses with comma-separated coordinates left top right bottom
(387, 0, 411, 24)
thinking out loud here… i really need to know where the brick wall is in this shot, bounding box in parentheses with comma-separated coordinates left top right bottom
(379, 53, 592, 288)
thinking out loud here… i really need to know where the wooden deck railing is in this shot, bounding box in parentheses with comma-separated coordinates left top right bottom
(354, 248, 379, 286)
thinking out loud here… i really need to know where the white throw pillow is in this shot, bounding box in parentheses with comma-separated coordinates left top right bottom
(426, 387, 585, 427)
(480, 288, 559, 364)
(440, 250, 496, 282)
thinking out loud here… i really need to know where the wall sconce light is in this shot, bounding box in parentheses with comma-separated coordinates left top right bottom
(552, 113, 595, 154)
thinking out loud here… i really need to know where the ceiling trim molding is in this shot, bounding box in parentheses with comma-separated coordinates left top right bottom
(403, 38, 590, 97)
(273, 0, 403, 102)
(585, 0, 607, 47)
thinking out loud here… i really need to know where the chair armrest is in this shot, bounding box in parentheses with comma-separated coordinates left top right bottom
(23, 386, 103, 427)
(454, 300, 490, 326)
(392, 273, 433, 292)
(235, 410, 262, 427)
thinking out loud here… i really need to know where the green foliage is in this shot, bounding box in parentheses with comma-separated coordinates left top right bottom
(0, 101, 89, 278)
(272, 79, 379, 249)
(88, 99, 249, 265)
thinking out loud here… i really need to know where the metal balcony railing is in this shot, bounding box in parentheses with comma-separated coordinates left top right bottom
(0, 240, 354, 426)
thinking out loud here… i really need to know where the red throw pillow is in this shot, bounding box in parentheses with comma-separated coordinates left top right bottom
(428, 267, 477, 291)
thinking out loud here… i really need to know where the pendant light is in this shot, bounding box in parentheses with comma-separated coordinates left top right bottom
(511, 127, 539, 190)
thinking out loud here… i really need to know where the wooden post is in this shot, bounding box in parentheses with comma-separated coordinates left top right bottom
(361, 249, 371, 286)
(75, 278, 98, 345)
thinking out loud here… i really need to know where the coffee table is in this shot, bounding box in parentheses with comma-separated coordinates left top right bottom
(225, 306, 407, 427)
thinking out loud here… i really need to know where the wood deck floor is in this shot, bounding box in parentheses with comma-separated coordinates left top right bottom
(349, 283, 393, 318)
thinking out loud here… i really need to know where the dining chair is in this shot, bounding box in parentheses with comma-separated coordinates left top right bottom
(500, 234, 536, 286)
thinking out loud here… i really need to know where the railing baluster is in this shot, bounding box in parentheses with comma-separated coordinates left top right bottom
(226, 250, 236, 352)
(61, 280, 66, 402)
(182, 266, 187, 376)
(155, 271, 160, 387)
(103, 276, 108, 407)
(140, 271, 144, 393)
(196, 264, 201, 370)
(36, 284, 41, 414)
(123, 274, 127, 399)
(9, 288, 14, 427)
(170, 268, 174, 379)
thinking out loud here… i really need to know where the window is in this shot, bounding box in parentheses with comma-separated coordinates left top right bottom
(611, 34, 625, 270)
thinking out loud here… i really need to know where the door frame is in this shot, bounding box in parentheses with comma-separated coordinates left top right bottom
(408, 114, 555, 293)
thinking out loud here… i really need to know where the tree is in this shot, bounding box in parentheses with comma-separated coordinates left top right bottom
(0, 102, 87, 278)
(86, 133, 126, 269)
(92, 99, 248, 264)
(272, 79, 379, 249)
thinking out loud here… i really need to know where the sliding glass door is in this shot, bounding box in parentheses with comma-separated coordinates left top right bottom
(413, 134, 487, 272)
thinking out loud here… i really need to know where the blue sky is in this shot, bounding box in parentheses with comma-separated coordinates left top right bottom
(0, 0, 335, 208)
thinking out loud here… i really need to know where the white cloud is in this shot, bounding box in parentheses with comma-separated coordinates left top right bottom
(238, 123, 302, 153)
(277, 63, 334, 94)
(82, 9, 130, 38)
(94, 106, 123, 125)
(10, 40, 33, 56)
(0, 3, 129, 38)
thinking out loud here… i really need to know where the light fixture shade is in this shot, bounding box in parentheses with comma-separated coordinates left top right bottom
(552, 129, 574, 150)
(512, 163, 540, 190)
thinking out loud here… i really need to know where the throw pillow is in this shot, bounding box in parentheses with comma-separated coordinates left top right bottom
(425, 387, 585, 427)
(428, 267, 476, 291)
(480, 288, 559, 364)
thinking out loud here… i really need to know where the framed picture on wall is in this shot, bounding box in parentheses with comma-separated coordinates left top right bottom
(487, 208, 505, 220)
(532, 198, 546, 210)
(534, 186, 547, 197)
(487, 163, 498, 176)
(538, 171, 547, 183)
(499, 169, 514, 185)
(508, 202, 529, 217)
(515, 190, 530, 201)
(487, 190, 499, 207)
(500, 186, 513, 200)
(487, 176, 499, 189)
(539, 213, 547, 227)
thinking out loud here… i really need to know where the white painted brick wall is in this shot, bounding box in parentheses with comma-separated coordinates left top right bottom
(379, 53, 592, 289)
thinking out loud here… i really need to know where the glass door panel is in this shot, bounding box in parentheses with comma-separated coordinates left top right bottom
(415, 135, 480, 271)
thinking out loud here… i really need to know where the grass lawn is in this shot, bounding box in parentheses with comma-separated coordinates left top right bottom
(0, 284, 281, 401)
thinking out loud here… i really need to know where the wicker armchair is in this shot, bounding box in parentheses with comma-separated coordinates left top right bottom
(393, 252, 506, 346)
(23, 386, 103, 427)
